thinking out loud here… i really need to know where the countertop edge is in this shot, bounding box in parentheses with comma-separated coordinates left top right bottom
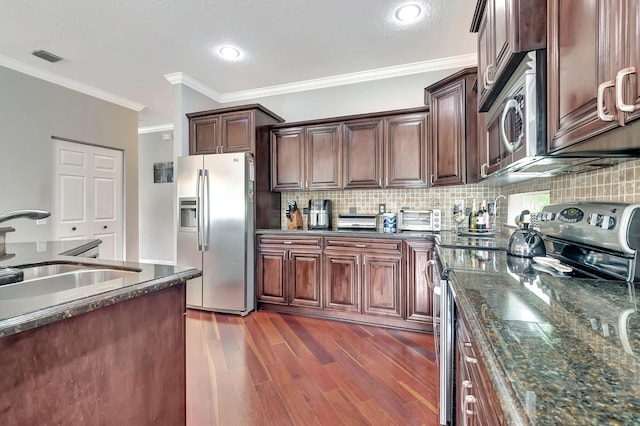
(450, 271, 530, 426)
(0, 268, 201, 338)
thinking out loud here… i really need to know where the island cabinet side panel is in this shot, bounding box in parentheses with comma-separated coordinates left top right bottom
(0, 284, 187, 426)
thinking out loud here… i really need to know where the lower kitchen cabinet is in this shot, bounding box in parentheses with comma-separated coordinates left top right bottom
(256, 235, 322, 308)
(256, 233, 433, 331)
(456, 311, 505, 425)
(404, 240, 436, 325)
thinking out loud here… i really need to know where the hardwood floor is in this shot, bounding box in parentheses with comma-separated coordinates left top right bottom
(186, 309, 439, 425)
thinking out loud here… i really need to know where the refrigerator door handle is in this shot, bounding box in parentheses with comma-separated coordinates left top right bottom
(203, 169, 210, 251)
(196, 169, 203, 251)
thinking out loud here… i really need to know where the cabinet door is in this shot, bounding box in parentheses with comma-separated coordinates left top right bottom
(271, 128, 304, 191)
(362, 253, 402, 318)
(492, 0, 511, 78)
(405, 240, 435, 324)
(384, 114, 428, 188)
(323, 252, 360, 313)
(189, 115, 220, 155)
(477, 6, 492, 108)
(343, 118, 383, 189)
(289, 250, 322, 308)
(305, 124, 342, 190)
(256, 249, 288, 305)
(621, 0, 640, 124)
(430, 79, 467, 186)
(221, 111, 254, 153)
(547, 0, 621, 153)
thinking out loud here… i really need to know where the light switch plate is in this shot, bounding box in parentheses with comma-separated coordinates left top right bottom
(378, 204, 386, 214)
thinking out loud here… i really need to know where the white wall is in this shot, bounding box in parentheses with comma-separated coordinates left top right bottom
(138, 131, 175, 264)
(0, 65, 139, 260)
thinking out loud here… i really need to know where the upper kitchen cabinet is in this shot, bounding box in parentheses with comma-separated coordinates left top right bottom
(547, 1, 640, 154)
(471, 0, 547, 112)
(270, 124, 342, 191)
(270, 107, 429, 191)
(425, 68, 479, 186)
(342, 118, 384, 189)
(384, 113, 429, 188)
(187, 104, 284, 155)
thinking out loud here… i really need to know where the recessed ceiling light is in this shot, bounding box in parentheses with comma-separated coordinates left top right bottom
(395, 4, 422, 22)
(218, 46, 241, 60)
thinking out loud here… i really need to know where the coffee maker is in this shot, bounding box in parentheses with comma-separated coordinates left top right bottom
(307, 199, 332, 230)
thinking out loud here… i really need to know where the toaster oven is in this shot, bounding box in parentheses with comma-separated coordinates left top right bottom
(397, 209, 441, 232)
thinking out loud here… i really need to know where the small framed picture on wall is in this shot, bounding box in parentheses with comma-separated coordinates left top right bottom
(153, 161, 173, 183)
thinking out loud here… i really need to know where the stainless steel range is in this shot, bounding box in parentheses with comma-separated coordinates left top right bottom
(437, 202, 640, 425)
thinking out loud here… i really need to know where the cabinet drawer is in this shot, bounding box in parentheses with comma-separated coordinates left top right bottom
(257, 235, 322, 249)
(324, 238, 401, 253)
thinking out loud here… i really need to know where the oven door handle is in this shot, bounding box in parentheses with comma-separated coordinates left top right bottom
(500, 98, 524, 154)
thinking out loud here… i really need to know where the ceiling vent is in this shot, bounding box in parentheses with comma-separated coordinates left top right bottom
(32, 49, 63, 63)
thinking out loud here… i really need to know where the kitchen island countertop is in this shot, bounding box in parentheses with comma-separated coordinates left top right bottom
(0, 240, 201, 338)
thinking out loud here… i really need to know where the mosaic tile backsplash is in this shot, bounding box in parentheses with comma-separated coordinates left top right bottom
(279, 159, 640, 231)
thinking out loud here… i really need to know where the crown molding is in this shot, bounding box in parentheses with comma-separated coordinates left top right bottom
(138, 123, 174, 134)
(164, 72, 223, 102)
(0, 53, 146, 112)
(167, 53, 477, 104)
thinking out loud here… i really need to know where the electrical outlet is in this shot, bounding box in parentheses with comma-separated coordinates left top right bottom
(378, 204, 386, 214)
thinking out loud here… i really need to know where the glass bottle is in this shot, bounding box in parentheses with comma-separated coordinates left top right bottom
(477, 200, 487, 231)
(468, 199, 478, 232)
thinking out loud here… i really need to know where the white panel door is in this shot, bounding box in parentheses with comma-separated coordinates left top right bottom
(52, 140, 124, 260)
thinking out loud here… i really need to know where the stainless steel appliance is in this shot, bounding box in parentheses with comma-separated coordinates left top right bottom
(437, 201, 640, 425)
(398, 209, 441, 232)
(307, 199, 332, 230)
(336, 214, 377, 230)
(177, 152, 255, 315)
(506, 210, 547, 257)
(482, 51, 628, 182)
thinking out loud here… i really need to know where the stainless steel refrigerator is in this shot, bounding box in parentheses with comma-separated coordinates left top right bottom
(177, 152, 255, 315)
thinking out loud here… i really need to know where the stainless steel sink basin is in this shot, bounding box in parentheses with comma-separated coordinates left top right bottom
(0, 263, 141, 299)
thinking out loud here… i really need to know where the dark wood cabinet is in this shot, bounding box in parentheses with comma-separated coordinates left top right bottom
(269, 107, 430, 191)
(456, 312, 505, 425)
(471, 0, 546, 112)
(547, 0, 640, 153)
(404, 240, 436, 327)
(323, 251, 360, 313)
(189, 115, 220, 155)
(270, 124, 342, 191)
(256, 235, 323, 308)
(362, 253, 402, 318)
(324, 238, 402, 318)
(305, 124, 342, 190)
(384, 113, 429, 188)
(220, 111, 253, 153)
(270, 127, 305, 191)
(342, 118, 384, 189)
(425, 68, 479, 186)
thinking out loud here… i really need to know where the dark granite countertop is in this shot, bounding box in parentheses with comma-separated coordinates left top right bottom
(0, 240, 201, 338)
(257, 228, 511, 249)
(438, 247, 640, 425)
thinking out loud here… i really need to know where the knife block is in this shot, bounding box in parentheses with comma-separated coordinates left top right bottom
(286, 210, 304, 230)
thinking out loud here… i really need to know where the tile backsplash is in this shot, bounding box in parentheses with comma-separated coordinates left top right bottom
(279, 159, 640, 231)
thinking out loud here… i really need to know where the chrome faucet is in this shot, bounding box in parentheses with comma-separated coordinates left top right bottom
(492, 194, 506, 217)
(0, 209, 50, 224)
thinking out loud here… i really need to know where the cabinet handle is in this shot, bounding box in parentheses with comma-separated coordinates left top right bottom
(480, 163, 488, 179)
(378, 178, 382, 187)
(355, 244, 366, 248)
(71, 226, 77, 231)
(616, 67, 638, 113)
(483, 68, 490, 90)
(305, 180, 308, 189)
(463, 395, 477, 426)
(103, 225, 107, 229)
(430, 174, 435, 186)
(485, 64, 495, 86)
(385, 177, 388, 187)
(461, 341, 478, 364)
(300, 180, 303, 189)
(283, 241, 293, 245)
(597, 80, 616, 121)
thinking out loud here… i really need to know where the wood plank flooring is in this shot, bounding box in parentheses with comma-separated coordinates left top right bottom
(186, 309, 439, 425)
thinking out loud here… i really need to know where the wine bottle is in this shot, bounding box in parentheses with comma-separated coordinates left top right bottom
(477, 200, 487, 231)
(468, 199, 478, 232)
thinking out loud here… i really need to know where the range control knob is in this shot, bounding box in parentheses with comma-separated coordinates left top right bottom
(588, 213, 599, 226)
(601, 216, 615, 230)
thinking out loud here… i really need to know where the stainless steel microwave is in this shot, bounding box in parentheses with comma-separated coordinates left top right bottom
(397, 209, 441, 232)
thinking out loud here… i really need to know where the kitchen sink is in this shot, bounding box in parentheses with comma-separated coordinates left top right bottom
(0, 262, 141, 299)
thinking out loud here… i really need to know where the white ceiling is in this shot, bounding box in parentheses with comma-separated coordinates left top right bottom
(0, 0, 477, 129)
